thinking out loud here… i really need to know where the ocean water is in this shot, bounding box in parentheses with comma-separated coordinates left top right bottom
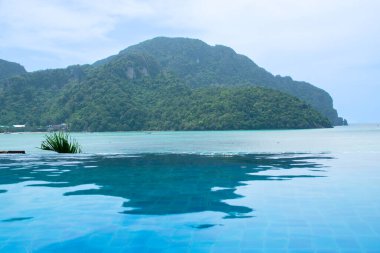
(0, 124, 380, 252)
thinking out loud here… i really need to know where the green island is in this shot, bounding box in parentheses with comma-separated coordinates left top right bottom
(0, 37, 346, 132)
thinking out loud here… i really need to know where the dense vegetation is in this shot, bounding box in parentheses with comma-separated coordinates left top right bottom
(0, 59, 26, 80)
(0, 37, 340, 131)
(101, 37, 345, 125)
(0, 70, 330, 131)
(55, 78, 331, 131)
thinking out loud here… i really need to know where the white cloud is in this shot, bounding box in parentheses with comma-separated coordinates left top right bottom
(0, 0, 153, 62)
(148, 0, 380, 54)
(1, 0, 378, 66)
(0, 0, 379, 121)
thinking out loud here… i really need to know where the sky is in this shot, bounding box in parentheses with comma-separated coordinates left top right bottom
(0, 0, 379, 123)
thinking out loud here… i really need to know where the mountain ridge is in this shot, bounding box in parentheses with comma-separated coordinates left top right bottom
(0, 37, 344, 131)
(0, 59, 27, 80)
(95, 37, 345, 125)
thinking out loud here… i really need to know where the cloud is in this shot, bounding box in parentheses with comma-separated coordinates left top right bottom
(151, 0, 380, 58)
(0, 0, 379, 121)
(0, 0, 153, 63)
(1, 0, 378, 67)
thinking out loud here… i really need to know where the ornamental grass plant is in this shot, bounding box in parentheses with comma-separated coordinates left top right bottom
(40, 132, 82, 153)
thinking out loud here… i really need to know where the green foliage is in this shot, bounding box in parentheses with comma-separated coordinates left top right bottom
(116, 37, 345, 125)
(0, 37, 341, 131)
(0, 59, 26, 80)
(40, 132, 82, 153)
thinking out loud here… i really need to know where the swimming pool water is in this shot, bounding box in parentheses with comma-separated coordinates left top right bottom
(0, 125, 380, 252)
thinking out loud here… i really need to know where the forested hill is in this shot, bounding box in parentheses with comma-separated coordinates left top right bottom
(0, 66, 330, 131)
(0, 59, 27, 80)
(96, 37, 345, 126)
(0, 37, 343, 131)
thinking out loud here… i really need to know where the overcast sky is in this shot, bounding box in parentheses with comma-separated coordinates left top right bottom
(0, 0, 379, 123)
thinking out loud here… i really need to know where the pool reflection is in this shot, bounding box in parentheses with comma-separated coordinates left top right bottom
(0, 153, 330, 218)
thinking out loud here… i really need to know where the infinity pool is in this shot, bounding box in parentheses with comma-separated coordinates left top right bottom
(0, 125, 380, 252)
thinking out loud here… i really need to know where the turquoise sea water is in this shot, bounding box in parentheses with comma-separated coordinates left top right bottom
(0, 124, 380, 252)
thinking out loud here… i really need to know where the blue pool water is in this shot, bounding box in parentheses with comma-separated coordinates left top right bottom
(0, 125, 380, 252)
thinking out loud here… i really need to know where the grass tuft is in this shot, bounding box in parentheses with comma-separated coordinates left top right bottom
(40, 132, 82, 153)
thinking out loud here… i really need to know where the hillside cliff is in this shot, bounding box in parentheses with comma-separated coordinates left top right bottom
(0, 37, 343, 131)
